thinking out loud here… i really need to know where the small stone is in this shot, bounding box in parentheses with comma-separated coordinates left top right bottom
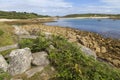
(101, 47, 107, 53)
(112, 59, 120, 67)
(49, 45, 55, 49)
(44, 32, 52, 39)
(95, 47, 101, 53)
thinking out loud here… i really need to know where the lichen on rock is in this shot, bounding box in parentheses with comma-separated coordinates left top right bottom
(8, 48, 33, 76)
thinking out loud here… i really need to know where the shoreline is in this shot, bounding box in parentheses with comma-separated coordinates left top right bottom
(0, 19, 120, 68)
(45, 22, 120, 40)
(60, 17, 110, 19)
(2, 18, 55, 25)
(21, 23, 120, 68)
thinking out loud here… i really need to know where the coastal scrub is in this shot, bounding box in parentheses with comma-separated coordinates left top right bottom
(19, 35, 120, 80)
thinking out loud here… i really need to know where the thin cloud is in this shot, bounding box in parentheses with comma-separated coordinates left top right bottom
(0, 0, 72, 15)
(101, 0, 120, 7)
(0, 0, 119, 15)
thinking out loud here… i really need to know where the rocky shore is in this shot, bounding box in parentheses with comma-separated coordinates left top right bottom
(0, 21, 120, 80)
(22, 24, 120, 68)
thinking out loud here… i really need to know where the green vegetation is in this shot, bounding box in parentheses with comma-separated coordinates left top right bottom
(19, 36, 50, 52)
(0, 11, 50, 19)
(0, 48, 16, 56)
(0, 29, 4, 36)
(0, 69, 11, 80)
(64, 14, 120, 19)
(0, 23, 16, 47)
(19, 35, 120, 80)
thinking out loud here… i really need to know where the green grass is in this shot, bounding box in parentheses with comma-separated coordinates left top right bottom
(0, 11, 49, 19)
(0, 29, 4, 36)
(19, 35, 120, 80)
(19, 35, 50, 53)
(0, 23, 16, 47)
(0, 69, 11, 80)
(0, 48, 17, 56)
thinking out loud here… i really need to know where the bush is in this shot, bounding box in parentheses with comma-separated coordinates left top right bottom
(19, 36, 50, 52)
(19, 39, 34, 49)
(48, 36, 120, 80)
(19, 35, 120, 80)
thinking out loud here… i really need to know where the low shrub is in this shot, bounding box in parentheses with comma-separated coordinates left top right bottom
(19, 35, 120, 80)
(48, 36, 120, 80)
(19, 36, 50, 52)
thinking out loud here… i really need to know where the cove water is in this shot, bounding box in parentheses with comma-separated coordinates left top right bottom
(45, 18, 120, 39)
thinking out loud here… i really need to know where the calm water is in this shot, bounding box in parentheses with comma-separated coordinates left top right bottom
(45, 18, 120, 39)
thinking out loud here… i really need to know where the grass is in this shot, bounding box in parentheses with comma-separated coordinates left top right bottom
(19, 35, 50, 53)
(0, 11, 49, 19)
(0, 23, 16, 47)
(19, 35, 120, 80)
(0, 23, 15, 80)
(0, 69, 11, 80)
(0, 48, 17, 56)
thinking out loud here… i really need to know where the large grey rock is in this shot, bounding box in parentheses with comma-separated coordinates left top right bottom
(8, 48, 33, 76)
(32, 51, 49, 66)
(0, 55, 8, 72)
(80, 45, 97, 59)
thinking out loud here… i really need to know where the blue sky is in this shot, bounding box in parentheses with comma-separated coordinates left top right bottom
(0, 0, 120, 16)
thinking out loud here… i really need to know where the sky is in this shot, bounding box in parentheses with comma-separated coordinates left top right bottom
(0, 0, 120, 16)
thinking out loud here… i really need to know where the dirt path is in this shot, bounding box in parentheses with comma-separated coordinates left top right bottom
(0, 19, 19, 22)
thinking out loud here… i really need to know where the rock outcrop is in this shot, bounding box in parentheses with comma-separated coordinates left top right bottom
(32, 51, 49, 66)
(8, 48, 33, 76)
(13, 25, 29, 35)
(22, 24, 120, 68)
(0, 54, 8, 72)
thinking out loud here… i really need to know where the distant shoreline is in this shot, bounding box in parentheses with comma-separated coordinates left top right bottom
(60, 17, 110, 19)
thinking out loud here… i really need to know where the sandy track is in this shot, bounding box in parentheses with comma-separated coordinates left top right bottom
(0, 19, 19, 22)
